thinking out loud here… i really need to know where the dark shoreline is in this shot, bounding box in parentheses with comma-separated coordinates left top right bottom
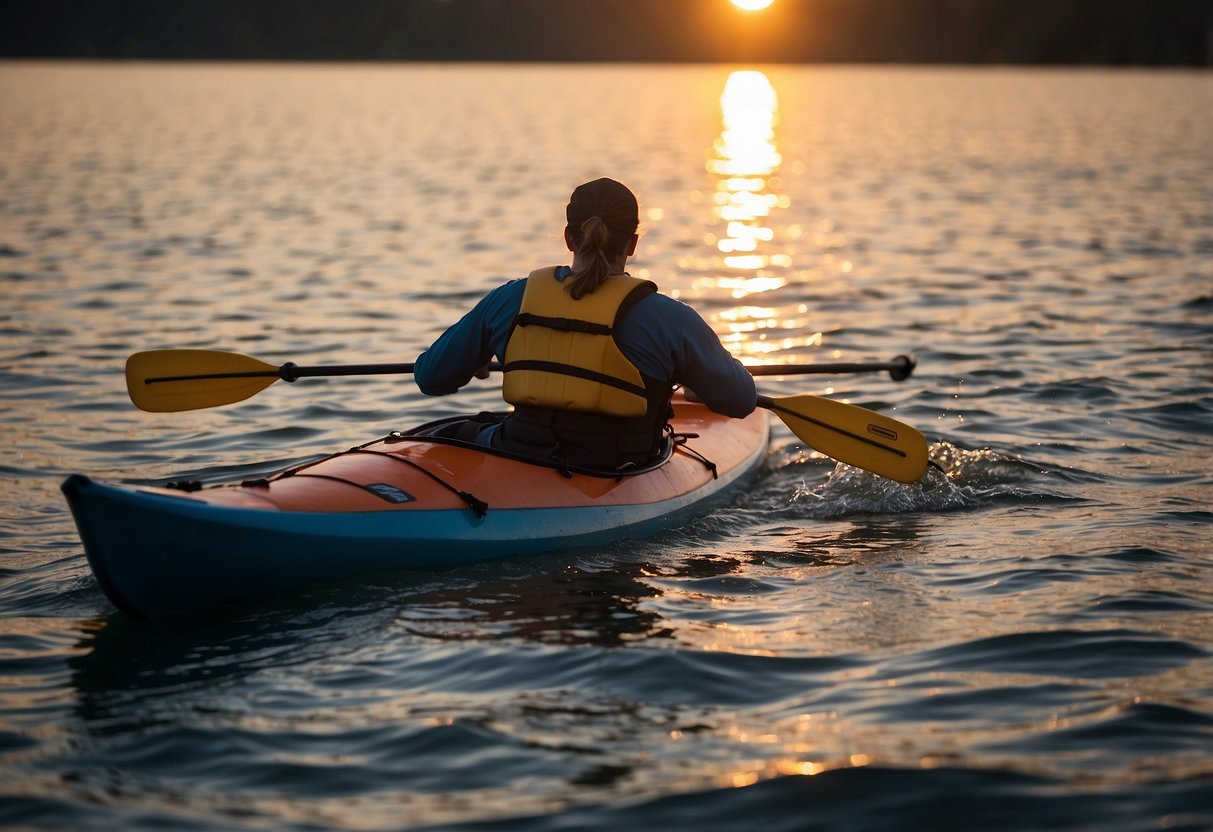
(3, 0, 1211, 67)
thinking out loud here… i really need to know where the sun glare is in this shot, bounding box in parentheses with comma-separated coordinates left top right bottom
(730, 0, 775, 10)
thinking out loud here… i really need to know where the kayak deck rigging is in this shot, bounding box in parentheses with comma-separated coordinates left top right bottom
(155, 414, 722, 518)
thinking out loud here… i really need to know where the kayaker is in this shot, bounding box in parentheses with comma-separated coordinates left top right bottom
(414, 177, 756, 470)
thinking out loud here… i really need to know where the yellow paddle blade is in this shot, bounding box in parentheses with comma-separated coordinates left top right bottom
(761, 394, 929, 484)
(126, 350, 282, 412)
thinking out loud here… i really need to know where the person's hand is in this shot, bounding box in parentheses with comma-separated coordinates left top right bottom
(473, 364, 492, 380)
(682, 387, 704, 403)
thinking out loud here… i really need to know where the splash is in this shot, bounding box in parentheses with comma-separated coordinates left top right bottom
(927, 442, 1049, 489)
(786, 442, 1053, 518)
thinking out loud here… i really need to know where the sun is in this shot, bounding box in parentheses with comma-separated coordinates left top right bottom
(730, 0, 775, 10)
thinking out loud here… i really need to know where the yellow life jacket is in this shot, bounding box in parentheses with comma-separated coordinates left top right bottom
(502, 267, 658, 418)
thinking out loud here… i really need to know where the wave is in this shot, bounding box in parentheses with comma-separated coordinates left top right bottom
(416, 765, 1213, 832)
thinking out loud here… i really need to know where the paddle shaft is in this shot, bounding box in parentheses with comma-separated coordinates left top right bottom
(750, 356, 914, 380)
(143, 361, 429, 385)
(142, 355, 916, 386)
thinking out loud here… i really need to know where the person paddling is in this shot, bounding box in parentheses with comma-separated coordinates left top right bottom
(414, 177, 756, 470)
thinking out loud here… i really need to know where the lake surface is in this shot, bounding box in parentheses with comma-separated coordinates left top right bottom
(1, 62, 1211, 830)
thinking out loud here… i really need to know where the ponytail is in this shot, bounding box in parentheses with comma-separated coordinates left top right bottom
(565, 216, 614, 300)
(562, 178, 640, 299)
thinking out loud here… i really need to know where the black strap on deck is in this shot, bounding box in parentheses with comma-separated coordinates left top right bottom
(350, 449, 489, 518)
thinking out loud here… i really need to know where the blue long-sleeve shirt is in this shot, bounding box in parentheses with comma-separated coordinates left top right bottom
(414, 275, 757, 418)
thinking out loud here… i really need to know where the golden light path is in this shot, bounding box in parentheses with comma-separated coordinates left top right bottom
(708, 70, 790, 291)
(702, 71, 828, 369)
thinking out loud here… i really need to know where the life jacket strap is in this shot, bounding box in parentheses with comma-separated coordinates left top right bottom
(501, 360, 649, 399)
(514, 313, 613, 336)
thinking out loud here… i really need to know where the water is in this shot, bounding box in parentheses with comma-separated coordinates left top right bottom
(1, 62, 1211, 830)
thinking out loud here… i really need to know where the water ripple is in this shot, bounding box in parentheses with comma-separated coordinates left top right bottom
(2, 63, 1211, 832)
(892, 628, 1208, 680)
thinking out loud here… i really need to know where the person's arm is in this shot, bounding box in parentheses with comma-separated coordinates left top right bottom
(675, 310, 757, 418)
(414, 281, 522, 395)
(619, 295, 757, 418)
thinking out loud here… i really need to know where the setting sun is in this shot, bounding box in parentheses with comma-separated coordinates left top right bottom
(730, 0, 775, 10)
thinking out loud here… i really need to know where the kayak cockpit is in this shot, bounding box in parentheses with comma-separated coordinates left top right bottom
(394, 412, 700, 479)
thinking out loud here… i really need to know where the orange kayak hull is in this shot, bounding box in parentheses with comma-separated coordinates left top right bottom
(62, 397, 769, 618)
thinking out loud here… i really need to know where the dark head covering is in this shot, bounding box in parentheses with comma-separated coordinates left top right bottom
(566, 178, 639, 243)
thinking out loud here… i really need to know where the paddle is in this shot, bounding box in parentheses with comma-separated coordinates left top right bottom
(126, 349, 916, 412)
(126, 348, 927, 482)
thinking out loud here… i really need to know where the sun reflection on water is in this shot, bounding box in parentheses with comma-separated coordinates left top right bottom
(700, 69, 818, 365)
(708, 70, 791, 292)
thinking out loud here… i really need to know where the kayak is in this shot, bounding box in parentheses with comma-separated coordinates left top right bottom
(62, 394, 769, 618)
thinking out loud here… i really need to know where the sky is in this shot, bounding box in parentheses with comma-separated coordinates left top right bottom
(2, 0, 1211, 64)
